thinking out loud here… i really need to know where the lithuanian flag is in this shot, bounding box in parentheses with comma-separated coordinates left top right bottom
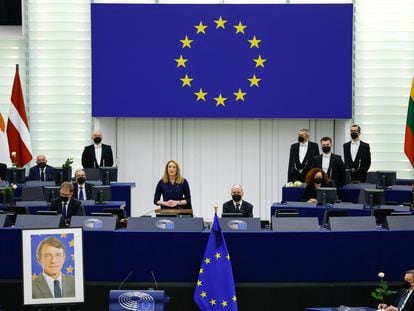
(405, 78, 414, 167)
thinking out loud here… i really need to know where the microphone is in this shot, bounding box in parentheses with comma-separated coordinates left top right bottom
(150, 270, 159, 291)
(118, 270, 134, 290)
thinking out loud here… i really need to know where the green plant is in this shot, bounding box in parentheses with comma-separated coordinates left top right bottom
(372, 272, 397, 302)
(62, 156, 74, 168)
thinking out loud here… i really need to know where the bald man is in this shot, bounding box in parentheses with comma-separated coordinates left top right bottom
(222, 184, 253, 217)
(29, 154, 55, 181)
(81, 130, 113, 168)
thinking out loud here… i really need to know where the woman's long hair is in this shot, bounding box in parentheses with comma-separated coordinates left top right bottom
(162, 160, 184, 184)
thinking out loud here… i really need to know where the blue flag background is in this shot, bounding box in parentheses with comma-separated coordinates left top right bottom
(91, 4, 352, 118)
(193, 213, 237, 310)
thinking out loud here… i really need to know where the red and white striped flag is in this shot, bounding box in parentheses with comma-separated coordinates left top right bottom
(6, 65, 32, 167)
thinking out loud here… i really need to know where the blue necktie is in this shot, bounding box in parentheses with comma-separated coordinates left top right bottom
(62, 202, 67, 219)
(54, 280, 62, 298)
(79, 187, 84, 200)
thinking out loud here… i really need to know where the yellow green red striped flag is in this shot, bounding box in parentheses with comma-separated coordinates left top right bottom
(405, 78, 414, 167)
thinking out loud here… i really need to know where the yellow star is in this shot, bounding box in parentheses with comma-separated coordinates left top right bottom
(248, 35, 261, 48)
(60, 233, 67, 238)
(197, 280, 202, 287)
(175, 55, 188, 68)
(214, 16, 227, 29)
(248, 74, 261, 87)
(69, 239, 75, 247)
(32, 273, 38, 281)
(253, 55, 267, 68)
(215, 252, 221, 259)
(233, 89, 247, 101)
(204, 258, 211, 264)
(201, 291, 207, 298)
(199, 268, 204, 274)
(214, 93, 227, 106)
(66, 265, 74, 274)
(180, 36, 193, 48)
(194, 21, 208, 34)
(226, 254, 231, 260)
(221, 300, 228, 307)
(180, 74, 193, 87)
(232, 295, 237, 302)
(195, 88, 208, 101)
(210, 299, 216, 306)
(234, 21, 247, 34)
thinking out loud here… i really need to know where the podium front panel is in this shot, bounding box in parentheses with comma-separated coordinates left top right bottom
(126, 217, 204, 232)
(219, 217, 261, 232)
(15, 214, 62, 229)
(70, 215, 117, 230)
(109, 290, 169, 311)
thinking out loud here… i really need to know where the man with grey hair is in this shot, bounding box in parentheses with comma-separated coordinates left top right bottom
(32, 236, 75, 299)
(222, 184, 253, 217)
(81, 129, 113, 168)
(378, 270, 414, 311)
(287, 128, 320, 182)
(29, 154, 55, 181)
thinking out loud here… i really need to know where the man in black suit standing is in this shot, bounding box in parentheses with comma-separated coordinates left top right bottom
(49, 182, 83, 224)
(378, 269, 414, 311)
(343, 124, 371, 183)
(222, 184, 253, 217)
(72, 169, 92, 200)
(287, 128, 320, 182)
(312, 136, 346, 188)
(81, 130, 114, 168)
(28, 154, 55, 181)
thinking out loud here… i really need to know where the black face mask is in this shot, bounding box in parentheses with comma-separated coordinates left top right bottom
(77, 177, 86, 185)
(60, 196, 69, 202)
(94, 137, 102, 144)
(232, 194, 242, 202)
(351, 132, 359, 140)
(402, 280, 411, 289)
(298, 136, 305, 143)
(37, 162, 46, 169)
(322, 146, 331, 154)
(314, 177, 323, 185)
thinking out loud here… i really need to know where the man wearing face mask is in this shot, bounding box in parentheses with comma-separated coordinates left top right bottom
(72, 169, 92, 200)
(222, 184, 253, 217)
(311, 136, 346, 188)
(81, 130, 114, 168)
(378, 270, 414, 311)
(287, 128, 320, 182)
(343, 124, 371, 183)
(29, 154, 55, 181)
(49, 182, 83, 224)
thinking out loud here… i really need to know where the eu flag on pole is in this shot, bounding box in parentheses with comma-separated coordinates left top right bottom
(194, 213, 237, 310)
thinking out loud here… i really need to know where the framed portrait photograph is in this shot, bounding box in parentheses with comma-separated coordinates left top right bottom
(22, 227, 84, 305)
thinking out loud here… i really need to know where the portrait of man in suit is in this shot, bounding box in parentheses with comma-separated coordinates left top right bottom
(81, 129, 114, 168)
(222, 184, 253, 217)
(32, 236, 75, 299)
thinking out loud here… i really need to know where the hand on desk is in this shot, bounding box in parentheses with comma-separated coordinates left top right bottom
(377, 304, 399, 311)
(307, 198, 318, 203)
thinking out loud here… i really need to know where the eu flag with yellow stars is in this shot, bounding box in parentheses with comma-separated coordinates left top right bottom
(194, 213, 237, 311)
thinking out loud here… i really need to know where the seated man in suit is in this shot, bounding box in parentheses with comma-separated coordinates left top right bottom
(378, 269, 414, 311)
(343, 124, 371, 183)
(29, 154, 55, 181)
(49, 182, 83, 224)
(222, 184, 253, 217)
(312, 136, 346, 188)
(72, 169, 92, 200)
(81, 130, 114, 168)
(32, 236, 75, 299)
(287, 128, 320, 182)
(0, 162, 6, 181)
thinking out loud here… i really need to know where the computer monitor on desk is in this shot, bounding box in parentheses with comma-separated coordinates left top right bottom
(91, 185, 111, 203)
(53, 168, 72, 185)
(376, 171, 396, 189)
(99, 167, 117, 185)
(5, 168, 25, 184)
(317, 187, 337, 205)
(364, 188, 385, 208)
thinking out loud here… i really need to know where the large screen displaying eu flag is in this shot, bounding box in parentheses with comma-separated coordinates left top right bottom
(91, 4, 352, 119)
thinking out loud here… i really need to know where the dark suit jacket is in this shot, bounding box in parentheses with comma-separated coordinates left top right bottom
(49, 197, 83, 218)
(312, 153, 346, 188)
(81, 144, 113, 168)
(32, 273, 75, 299)
(288, 141, 320, 182)
(28, 165, 55, 181)
(0, 163, 6, 181)
(343, 140, 371, 182)
(222, 200, 253, 217)
(393, 289, 414, 311)
(72, 183, 92, 200)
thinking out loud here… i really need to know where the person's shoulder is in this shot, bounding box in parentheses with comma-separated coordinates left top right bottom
(223, 200, 232, 207)
(343, 141, 351, 147)
(102, 144, 112, 149)
(360, 140, 370, 147)
(243, 201, 254, 208)
(71, 198, 82, 206)
(83, 144, 94, 150)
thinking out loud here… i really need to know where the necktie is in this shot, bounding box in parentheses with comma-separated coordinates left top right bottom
(236, 204, 240, 212)
(40, 169, 45, 181)
(397, 290, 409, 309)
(62, 202, 67, 219)
(54, 280, 62, 298)
(79, 187, 84, 200)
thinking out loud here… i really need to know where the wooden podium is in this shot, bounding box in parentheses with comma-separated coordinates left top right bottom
(155, 208, 193, 216)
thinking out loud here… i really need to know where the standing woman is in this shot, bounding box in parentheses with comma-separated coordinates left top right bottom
(153, 160, 192, 209)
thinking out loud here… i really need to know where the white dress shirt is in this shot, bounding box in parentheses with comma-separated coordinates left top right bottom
(42, 272, 63, 298)
(322, 153, 331, 173)
(350, 140, 360, 162)
(299, 142, 308, 164)
(94, 144, 102, 167)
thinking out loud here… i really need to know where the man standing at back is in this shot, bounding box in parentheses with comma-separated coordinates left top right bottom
(81, 130, 113, 168)
(287, 128, 320, 182)
(343, 124, 371, 183)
